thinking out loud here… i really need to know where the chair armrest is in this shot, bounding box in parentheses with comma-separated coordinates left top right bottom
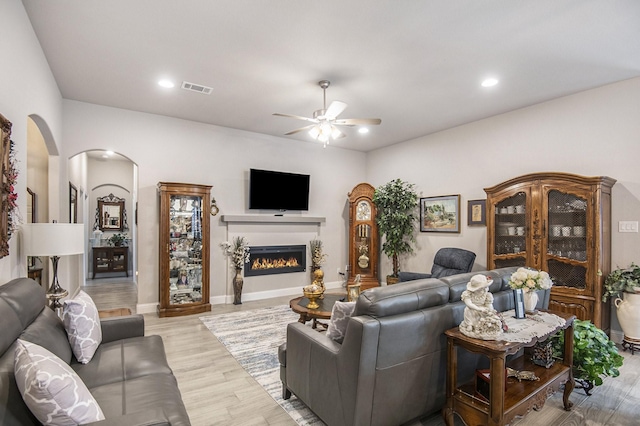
(86, 408, 170, 426)
(398, 271, 432, 282)
(100, 314, 145, 343)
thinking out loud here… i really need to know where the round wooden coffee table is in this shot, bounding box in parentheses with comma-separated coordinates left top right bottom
(290, 293, 346, 329)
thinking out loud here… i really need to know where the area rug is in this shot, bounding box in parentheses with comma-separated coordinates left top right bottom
(200, 306, 325, 426)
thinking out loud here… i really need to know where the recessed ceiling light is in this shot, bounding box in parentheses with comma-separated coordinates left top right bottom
(481, 78, 499, 88)
(158, 79, 175, 88)
(358, 127, 369, 134)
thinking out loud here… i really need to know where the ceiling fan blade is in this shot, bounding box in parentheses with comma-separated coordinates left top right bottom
(334, 118, 382, 126)
(324, 101, 348, 120)
(332, 126, 346, 139)
(284, 125, 316, 135)
(273, 113, 318, 124)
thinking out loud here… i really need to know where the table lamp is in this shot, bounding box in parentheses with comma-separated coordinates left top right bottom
(22, 223, 85, 312)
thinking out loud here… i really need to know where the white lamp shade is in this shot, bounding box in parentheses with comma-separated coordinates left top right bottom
(21, 223, 85, 257)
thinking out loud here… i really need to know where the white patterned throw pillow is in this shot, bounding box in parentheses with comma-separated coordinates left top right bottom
(14, 339, 105, 425)
(63, 290, 102, 364)
(326, 301, 356, 343)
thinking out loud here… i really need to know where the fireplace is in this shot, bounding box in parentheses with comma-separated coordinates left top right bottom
(244, 245, 306, 277)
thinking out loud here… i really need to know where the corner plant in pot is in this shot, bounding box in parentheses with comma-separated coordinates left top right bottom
(602, 262, 640, 343)
(372, 179, 418, 284)
(550, 319, 623, 395)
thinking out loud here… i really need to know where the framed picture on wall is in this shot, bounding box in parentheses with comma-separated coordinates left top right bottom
(420, 195, 460, 233)
(467, 199, 486, 226)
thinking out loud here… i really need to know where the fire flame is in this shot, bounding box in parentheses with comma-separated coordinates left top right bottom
(251, 257, 300, 270)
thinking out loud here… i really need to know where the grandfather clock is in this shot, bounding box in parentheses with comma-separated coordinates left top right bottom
(348, 183, 380, 290)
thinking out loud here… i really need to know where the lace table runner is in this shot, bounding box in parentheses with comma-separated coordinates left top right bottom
(499, 310, 567, 343)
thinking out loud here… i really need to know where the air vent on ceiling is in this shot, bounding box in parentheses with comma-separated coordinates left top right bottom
(181, 81, 213, 95)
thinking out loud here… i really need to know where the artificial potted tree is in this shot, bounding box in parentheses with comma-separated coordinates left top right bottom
(602, 263, 640, 346)
(372, 179, 418, 285)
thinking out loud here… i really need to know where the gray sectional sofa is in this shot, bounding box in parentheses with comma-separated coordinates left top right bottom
(279, 267, 551, 426)
(0, 278, 190, 425)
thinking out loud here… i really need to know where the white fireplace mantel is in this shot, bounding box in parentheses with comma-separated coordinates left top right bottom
(220, 214, 326, 225)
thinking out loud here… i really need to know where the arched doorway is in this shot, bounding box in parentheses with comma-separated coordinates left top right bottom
(69, 150, 139, 312)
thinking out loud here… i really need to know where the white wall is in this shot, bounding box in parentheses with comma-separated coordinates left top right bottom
(62, 100, 366, 310)
(367, 76, 640, 277)
(0, 0, 65, 283)
(367, 77, 640, 337)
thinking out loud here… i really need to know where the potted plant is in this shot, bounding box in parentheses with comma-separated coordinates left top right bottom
(602, 263, 640, 342)
(372, 179, 418, 284)
(550, 319, 624, 395)
(108, 233, 127, 247)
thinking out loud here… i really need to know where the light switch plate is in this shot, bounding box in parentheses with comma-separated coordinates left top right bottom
(619, 221, 639, 233)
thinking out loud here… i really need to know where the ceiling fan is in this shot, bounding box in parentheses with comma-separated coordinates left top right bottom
(273, 80, 381, 147)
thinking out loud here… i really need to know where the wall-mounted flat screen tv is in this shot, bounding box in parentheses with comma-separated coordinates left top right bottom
(249, 168, 310, 211)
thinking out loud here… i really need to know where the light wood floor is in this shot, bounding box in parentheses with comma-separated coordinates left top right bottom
(83, 280, 640, 426)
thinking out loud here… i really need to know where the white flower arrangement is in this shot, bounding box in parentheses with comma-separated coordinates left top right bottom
(220, 236, 250, 270)
(508, 267, 553, 292)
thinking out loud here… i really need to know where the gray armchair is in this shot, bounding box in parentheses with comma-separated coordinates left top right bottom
(398, 247, 476, 282)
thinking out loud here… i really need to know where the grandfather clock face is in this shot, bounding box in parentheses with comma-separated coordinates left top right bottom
(356, 200, 371, 221)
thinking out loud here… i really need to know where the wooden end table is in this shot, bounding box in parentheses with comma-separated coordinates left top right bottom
(290, 293, 346, 329)
(443, 311, 575, 426)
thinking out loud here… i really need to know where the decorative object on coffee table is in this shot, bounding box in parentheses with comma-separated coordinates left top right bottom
(347, 274, 362, 302)
(309, 239, 327, 296)
(348, 183, 380, 290)
(302, 287, 323, 309)
(220, 236, 250, 305)
(508, 267, 553, 314)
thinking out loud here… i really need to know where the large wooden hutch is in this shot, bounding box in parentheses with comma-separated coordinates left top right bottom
(485, 172, 615, 332)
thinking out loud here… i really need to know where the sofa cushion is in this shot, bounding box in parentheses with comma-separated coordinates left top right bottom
(72, 335, 173, 389)
(0, 279, 47, 356)
(90, 374, 190, 426)
(13, 340, 105, 425)
(63, 290, 102, 364)
(19, 308, 72, 365)
(326, 301, 355, 343)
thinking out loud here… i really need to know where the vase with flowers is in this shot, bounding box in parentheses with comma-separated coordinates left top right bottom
(508, 267, 553, 313)
(220, 236, 250, 305)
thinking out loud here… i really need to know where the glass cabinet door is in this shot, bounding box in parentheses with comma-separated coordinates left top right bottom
(167, 195, 204, 305)
(545, 189, 588, 290)
(493, 191, 527, 268)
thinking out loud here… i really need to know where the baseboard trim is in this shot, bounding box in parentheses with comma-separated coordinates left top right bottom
(137, 280, 345, 314)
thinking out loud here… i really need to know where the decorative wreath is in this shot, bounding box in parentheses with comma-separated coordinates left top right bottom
(4, 140, 19, 240)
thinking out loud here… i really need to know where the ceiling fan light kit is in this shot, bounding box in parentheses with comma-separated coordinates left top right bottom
(274, 80, 381, 148)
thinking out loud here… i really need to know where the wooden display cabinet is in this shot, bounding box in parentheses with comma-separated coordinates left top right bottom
(348, 183, 379, 290)
(92, 246, 129, 278)
(158, 182, 211, 317)
(485, 172, 615, 332)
